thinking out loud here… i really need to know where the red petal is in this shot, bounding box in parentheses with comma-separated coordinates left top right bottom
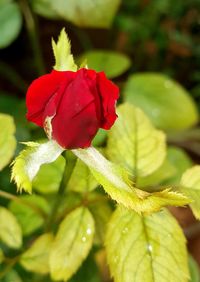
(50, 69, 99, 149)
(26, 70, 75, 127)
(97, 72, 119, 129)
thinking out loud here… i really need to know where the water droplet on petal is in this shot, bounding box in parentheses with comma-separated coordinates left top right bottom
(82, 236, 87, 242)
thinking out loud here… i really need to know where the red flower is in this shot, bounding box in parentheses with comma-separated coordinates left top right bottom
(26, 68, 119, 149)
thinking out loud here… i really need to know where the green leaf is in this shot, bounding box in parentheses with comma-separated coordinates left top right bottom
(0, 113, 16, 171)
(164, 146, 193, 185)
(124, 73, 198, 132)
(92, 128, 107, 147)
(11, 140, 64, 193)
(2, 270, 22, 282)
(50, 207, 95, 281)
(137, 158, 176, 189)
(89, 194, 112, 244)
(73, 147, 189, 214)
(68, 159, 98, 193)
(106, 207, 189, 282)
(20, 233, 53, 274)
(80, 50, 131, 79)
(9, 194, 50, 235)
(0, 0, 22, 48)
(52, 0, 120, 28)
(189, 255, 200, 282)
(0, 207, 22, 249)
(180, 166, 200, 219)
(70, 254, 101, 282)
(31, 0, 60, 19)
(33, 156, 65, 194)
(107, 103, 166, 178)
(0, 248, 4, 263)
(52, 28, 77, 72)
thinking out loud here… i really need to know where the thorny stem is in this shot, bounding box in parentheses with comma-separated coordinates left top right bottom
(45, 151, 77, 231)
(19, 0, 45, 75)
(0, 190, 46, 218)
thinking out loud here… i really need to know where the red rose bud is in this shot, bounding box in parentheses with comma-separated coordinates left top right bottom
(26, 68, 119, 149)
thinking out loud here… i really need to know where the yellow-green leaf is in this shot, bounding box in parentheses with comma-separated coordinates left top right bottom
(106, 207, 189, 282)
(0, 113, 16, 170)
(33, 155, 65, 194)
(0, 206, 22, 249)
(107, 103, 166, 179)
(189, 255, 200, 282)
(73, 147, 189, 214)
(165, 146, 193, 185)
(137, 158, 176, 189)
(20, 233, 53, 274)
(11, 140, 64, 193)
(0, 248, 4, 263)
(68, 159, 98, 193)
(89, 194, 112, 244)
(52, 28, 77, 71)
(50, 207, 95, 281)
(80, 50, 131, 78)
(123, 73, 198, 132)
(52, 0, 120, 28)
(180, 166, 200, 219)
(9, 194, 50, 235)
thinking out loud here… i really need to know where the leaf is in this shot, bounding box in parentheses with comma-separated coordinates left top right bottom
(73, 147, 189, 214)
(68, 159, 98, 193)
(70, 254, 101, 282)
(0, 207, 22, 249)
(20, 233, 53, 274)
(9, 194, 50, 235)
(33, 156, 65, 194)
(52, 0, 121, 28)
(0, 0, 22, 48)
(52, 28, 77, 72)
(2, 270, 22, 282)
(106, 207, 189, 282)
(180, 166, 200, 219)
(137, 158, 176, 189)
(0, 113, 16, 170)
(189, 255, 200, 282)
(80, 50, 131, 78)
(88, 194, 112, 244)
(31, 0, 60, 19)
(0, 248, 4, 263)
(124, 73, 198, 132)
(92, 128, 107, 147)
(107, 103, 166, 178)
(164, 146, 193, 185)
(11, 140, 64, 193)
(50, 207, 95, 281)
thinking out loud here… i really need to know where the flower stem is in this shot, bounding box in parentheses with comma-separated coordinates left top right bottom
(45, 151, 77, 231)
(19, 0, 45, 75)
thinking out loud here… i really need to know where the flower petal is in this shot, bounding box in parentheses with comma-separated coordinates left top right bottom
(26, 70, 74, 126)
(51, 69, 99, 149)
(97, 72, 119, 129)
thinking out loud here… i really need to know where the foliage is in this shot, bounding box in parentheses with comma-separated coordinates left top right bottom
(0, 2, 200, 282)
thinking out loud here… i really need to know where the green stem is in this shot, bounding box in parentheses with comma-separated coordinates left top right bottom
(19, 0, 45, 75)
(45, 151, 77, 231)
(0, 190, 46, 218)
